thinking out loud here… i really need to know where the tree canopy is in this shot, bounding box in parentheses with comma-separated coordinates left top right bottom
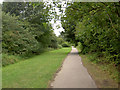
(2, 2, 60, 57)
(61, 2, 120, 65)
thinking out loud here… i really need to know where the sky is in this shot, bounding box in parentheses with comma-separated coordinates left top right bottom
(50, 20, 64, 36)
(0, 0, 66, 36)
(0, 0, 3, 4)
(49, 1, 66, 36)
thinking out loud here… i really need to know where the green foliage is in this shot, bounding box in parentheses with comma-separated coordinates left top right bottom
(57, 37, 64, 45)
(2, 53, 22, 66)
(2, 12, 40, 56)
(57, 37, 67, 48)
(62, 42, 70, 47)
(0, 4, 2, 54)
(2, 2, 61, 66)
(2, 2, 47, 21)
(48, 33, 59, 49)
(76, 42, 83, 53)
(2, 2, 27, 16)
(58, 44, 62, 49)
(61, 2, 120, 66)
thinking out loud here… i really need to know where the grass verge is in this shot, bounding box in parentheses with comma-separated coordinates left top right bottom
(80, 54, 118, 88)
(2, 47, 71, 88)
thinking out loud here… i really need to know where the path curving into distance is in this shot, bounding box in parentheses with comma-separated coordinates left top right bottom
(51, 46, 97, 88)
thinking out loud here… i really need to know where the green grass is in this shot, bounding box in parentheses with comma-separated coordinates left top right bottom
(2, 47, 71, 88)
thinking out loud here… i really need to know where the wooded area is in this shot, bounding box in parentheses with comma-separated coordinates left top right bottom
(61, 2, 120, 67)
(1, 2, 70, 66)
(60, 2, 120, 84)
(1, 1, 120, 88)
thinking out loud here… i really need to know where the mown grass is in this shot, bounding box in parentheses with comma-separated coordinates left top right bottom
(2, 47, 71, 88)
(80, 54, 118, 88)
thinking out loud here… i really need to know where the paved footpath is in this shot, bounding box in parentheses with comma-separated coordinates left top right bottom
(51, 46, 97, 88)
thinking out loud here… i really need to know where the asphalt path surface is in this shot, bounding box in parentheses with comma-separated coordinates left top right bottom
(51, 46, 97, 88)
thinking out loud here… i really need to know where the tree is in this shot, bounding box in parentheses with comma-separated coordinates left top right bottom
(2, 2, 60, 56)
(0, 4, 2, 54)
(2, 12, 39, 56)
(61, 2, 120, 65)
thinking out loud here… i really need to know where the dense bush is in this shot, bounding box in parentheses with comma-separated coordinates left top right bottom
(58, 44, 62, 49)
(76, 42, 83, 53)
(2, 12, 40, 56)
(62, 42, 70, 47)
(2, 53, 22, 66)
(0, 4, 1, 54)
(2, 2, 63, 66)
(57, 37, 64, 45)
(48, 34, 59, 49)
(61, 2, 120, 66)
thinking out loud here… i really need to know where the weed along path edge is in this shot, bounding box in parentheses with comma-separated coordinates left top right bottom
(51, 46, 97, 88)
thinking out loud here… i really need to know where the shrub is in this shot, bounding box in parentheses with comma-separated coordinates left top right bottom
(57, 37, 64, 45)
(2, 12, 40, 56)
(81, 46, 89, 54)
(58, 44, 62, 49)
(62, 42, 70, 47)
(76, 42, 83, 52)
(2, 53, 22, 66)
